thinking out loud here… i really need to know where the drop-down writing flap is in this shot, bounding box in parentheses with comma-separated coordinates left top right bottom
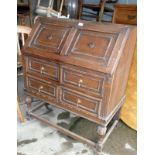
(23, 17, 136, 74)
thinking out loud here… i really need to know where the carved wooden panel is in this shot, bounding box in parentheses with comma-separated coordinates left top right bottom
(61, 65, 104, 96)
(27, 76, 57, 100)
(66, 29, 119, 64)
(29, 24, 70, 53)
(112, 4, 137, 25)
(28, 57, 59, 81)
(60, 87, 101, 116)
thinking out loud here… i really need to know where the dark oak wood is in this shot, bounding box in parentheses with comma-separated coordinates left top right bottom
(22, 17, 136, 154)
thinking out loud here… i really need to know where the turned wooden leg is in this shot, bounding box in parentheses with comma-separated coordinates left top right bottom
(77, 0, 83, 19)
(18, 15, 25, 26)
(98, 0, 107, 22)
(96, 11, 100, 22)
(112, 108, 121, 128)
(115, 108, 121, 127)
(26, 96, 32, 110)
(96, 126, 107, 155)
(25, 96, 32, 119)
(29, 13, 33, 27)
(116, 108, 121, 119)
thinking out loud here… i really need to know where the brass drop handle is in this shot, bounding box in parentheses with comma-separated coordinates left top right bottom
(78, 79, 83, 87)
(77, 98, 81, 107)
(40, 66, 45, 74)
(128, 15, 136, 20)
(38, 86, 43, 92)
(88, 42, 95, 49)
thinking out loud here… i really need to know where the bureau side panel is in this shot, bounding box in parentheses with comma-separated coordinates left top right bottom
(106, 27, 137, 116)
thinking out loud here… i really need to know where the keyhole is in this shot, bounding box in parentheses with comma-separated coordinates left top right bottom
(48, 33, 53, 40)
(88, 42, 95, 49)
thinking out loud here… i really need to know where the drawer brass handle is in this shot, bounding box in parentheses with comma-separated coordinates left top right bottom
(78, 79, 83, 87)
(128, 15, 136, 20)
(40, 66, 45, 74)
(88, 42, 95, 49)
(38, 86, 43, 92)
(77, 99, 81, 107)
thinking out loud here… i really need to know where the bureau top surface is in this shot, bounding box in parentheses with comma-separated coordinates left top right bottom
(23, 17, 136, 74)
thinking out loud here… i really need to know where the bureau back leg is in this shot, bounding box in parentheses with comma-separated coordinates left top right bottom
(44, 103, 53, 111)
(112, 107, 121, 127)
(25, 96, 32, 120)
(96, 126, 107, 155)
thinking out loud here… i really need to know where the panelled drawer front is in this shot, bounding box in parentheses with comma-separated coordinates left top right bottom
(61, 66, 104, 96)
(60, 88, 101, 116)
(28, 58, 59, 81)
(30, 24, 70, 53)
(27, 76, 57, 100)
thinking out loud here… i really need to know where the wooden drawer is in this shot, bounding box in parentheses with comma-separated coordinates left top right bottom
(60, 87, 101, 116)
(27, 76, 57, 101)
(61, 65, 104, 96)
(113, 4, 137, 25)
(28, 57, 59, 81)
(30, 24, 70, 53)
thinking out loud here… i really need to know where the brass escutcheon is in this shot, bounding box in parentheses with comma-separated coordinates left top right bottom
(77, 98, 81, 104)
(88, 42, 95, 49)
(40, 66, 45, 74)
(78, 79, 83, 87)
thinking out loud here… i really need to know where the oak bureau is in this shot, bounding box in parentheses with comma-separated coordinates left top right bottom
(22, 17, 136, 154)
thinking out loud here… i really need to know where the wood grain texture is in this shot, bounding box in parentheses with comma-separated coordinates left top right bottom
(112, 4, 137, 25)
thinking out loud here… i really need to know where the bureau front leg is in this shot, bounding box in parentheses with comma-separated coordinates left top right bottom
(96, 126, 107, 155)
(25, 96, 32, 119)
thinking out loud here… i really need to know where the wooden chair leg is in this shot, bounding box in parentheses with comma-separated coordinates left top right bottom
(29, 13, 33, 27)
(96, 11, 100, 21)
(18, 16, 21, 25)
(17, 94, 25, 123)
(98, 0, 107, 22)
(77, 0, 83, 19)
(96, 126, 107, 154)
(18, 15, 25, 26)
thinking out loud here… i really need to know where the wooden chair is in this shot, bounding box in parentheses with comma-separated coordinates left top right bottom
(17, 25, 31, 122)
(35, 0, 65, 18)
(17, 0, 33, 27)
(77, 0, 118, 22)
